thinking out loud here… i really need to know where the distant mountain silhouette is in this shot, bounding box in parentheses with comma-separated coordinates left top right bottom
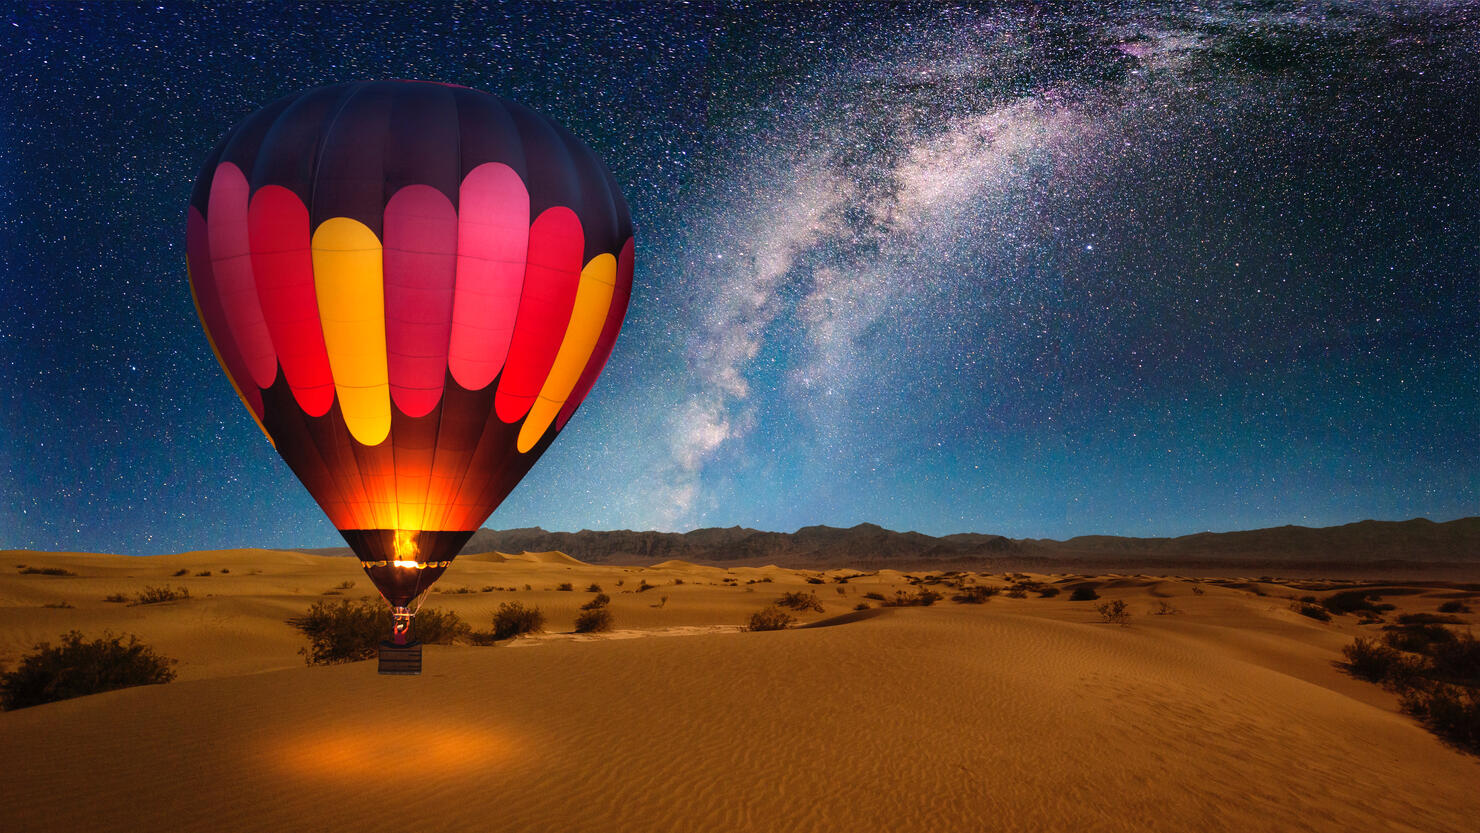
(299, 517, 1480, 575)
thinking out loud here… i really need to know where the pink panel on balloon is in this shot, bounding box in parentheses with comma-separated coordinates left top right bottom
(384, 185, 457, 417)
(449, 162, 530, 391)
(495, 206, 584, 424)
(557, 235, 635, 429)
(248, 185, 335, 417)
(187, 208, 264, 418)
(207, 162, 278, 389)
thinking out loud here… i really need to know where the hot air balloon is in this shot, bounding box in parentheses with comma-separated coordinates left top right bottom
(186, 81, 633, 670)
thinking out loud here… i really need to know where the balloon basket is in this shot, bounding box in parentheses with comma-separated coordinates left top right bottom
(378, 640, 422, 675)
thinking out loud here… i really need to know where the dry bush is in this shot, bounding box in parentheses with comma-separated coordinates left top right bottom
(1037, 586, 1061, 598)
(586, 583, 602, 593)
(1, 631, 175, 710)
(1401, 685, 1480, 752)
(557, 583, 574, 591)
(492, 602, 545, 640)
(171, 568, 189, 577)
(854, 602, 870, 611)
(1343, 637, 1405, 683)
(574, 607, 614, 633)
(20, 567, 77, 576)
(1191, 584, 1206, 596)
(777, 591, 824, 612)
(951, 585, 998, 604)
(1385, 624, 1455, 654)
(102, 593, 128, 603)
(863, 592, 886, 601)
(636, 580, 655, 593)
(883, 589, 941, 607)
(194, 571, 212, 577)
(1097, 600, 1131, 626)
(581, 593, 611, 610)
(291, 599, 469, 664)
(1438, 600, 1472, 614)
(1152, 600, 1180, 615)
(1069, 586, 1100, 602)
(1323, 590, 1394, 616)
(1291, 601, 1332, 621)
(1003, 586, 1028, 599)
(130, 586, 190, 606)
(747, 606, 794, 631)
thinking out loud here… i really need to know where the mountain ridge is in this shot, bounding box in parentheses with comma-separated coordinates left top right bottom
(297, 516, 1480, 575)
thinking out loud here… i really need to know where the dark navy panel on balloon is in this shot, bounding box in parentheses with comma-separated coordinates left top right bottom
(452, 86, 528, 188)
(384, 83, 462, 207)
(250, 84, 356, 209)
(311, 83, 394, 236)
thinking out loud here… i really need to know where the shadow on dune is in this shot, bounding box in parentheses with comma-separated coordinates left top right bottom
(796, 607, 894, 629)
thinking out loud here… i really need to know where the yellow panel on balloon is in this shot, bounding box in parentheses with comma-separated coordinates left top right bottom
(518, 252, 616, 453)
(311, 217, 391, 447)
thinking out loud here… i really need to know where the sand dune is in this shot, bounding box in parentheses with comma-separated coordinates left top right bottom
(2, 549, 1477, 832)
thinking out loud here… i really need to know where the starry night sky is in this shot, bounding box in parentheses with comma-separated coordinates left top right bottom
(2, 2, 1476, 555)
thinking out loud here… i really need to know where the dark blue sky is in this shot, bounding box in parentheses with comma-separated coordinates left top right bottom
(2, 2, 1476, 555)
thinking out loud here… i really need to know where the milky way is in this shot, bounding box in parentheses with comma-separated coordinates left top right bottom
(2, 2, 1476, 554)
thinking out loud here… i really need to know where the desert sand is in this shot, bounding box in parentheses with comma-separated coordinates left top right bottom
(1, 548, 1477, 832)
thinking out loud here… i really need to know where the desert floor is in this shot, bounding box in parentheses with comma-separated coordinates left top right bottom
(1, 548, 1477, 833)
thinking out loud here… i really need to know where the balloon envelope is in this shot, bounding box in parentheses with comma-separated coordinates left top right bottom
(187, 81, 633, 605)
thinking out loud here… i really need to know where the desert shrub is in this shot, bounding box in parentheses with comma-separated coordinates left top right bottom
(1398, 613, 1464, 626)
(492, 602, 545, 640)
(1037, 586, 1061, 598)
(1384, 624, 1455, 654)
(335, 580, 356, 590)
(835, 586, 847, 596)
(1343, 637, 1405, 683)
(557, 583, 574, 592)
(1191, 584, 1205, 596)
(412, 606, 472, 644)
(1323, 590, 1394, 616)
(1003, 585, 1028, 599)
(1152, 600, 1180, 615)
(1429, 632, 1480, 686)
(195, 571, 212, 577)
(747, 606, 794, 631)
(854, 602, 870, 611)
(586, 583, 602, 593)
(636, 580, 655, 593)
(863, 592, 886, 601)
(1097, 600, 1131, 626)
(1401, 684, 1480, 752)
(951, 585, 999, 604)
(1438, 600, 1472, 614)
(42, 602, 74, 609)
(130, 586, 189, 606)
(574, 607, 614, 633)
(1291, 601, 1332, 622)
(172, 568, 189, 577)
(582, 593, 611, 610)
(777, 591, 824, 612)
(220, 568, 229, 574)
(883, 589, 941, 607)
(805, 577, 824, 585)
(1, 631, 177, 710)
(291, 599, 468, 664)
(1069, 586, 1100, 602)
(20, 566, 77, 576)
(103, 593, 128, 603)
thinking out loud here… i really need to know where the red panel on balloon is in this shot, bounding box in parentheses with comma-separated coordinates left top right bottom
(248, 185, 335, 417)
(385, 185, 457, 418)
(495, 206, 584, 424)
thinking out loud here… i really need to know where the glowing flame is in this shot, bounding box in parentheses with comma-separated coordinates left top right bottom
(391, 560, 422, 569)
(393, 529, 419, 564)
